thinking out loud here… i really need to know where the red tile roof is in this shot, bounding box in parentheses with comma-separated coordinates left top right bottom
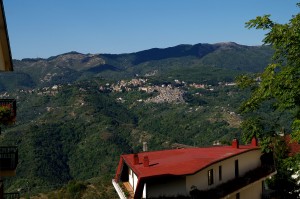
(121, 145, 259, 178)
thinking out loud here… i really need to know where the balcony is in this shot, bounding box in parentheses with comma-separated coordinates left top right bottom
(0, 146, 18, 176)
(0, 99, 16, 125)
(112, 179, 129, 199)
(190, 164, 276, 199)
(3, 192, 20, 199)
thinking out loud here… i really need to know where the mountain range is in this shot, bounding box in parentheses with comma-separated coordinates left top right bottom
(0, 42, 272, 91)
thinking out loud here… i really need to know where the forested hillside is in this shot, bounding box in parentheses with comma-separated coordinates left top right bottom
(0, 42, 273, 198)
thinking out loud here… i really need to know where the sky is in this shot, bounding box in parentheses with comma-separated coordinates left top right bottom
(3, 0, 299, 60)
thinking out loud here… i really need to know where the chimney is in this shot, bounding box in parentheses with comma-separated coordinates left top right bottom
(232, 138, 239, 149)
(143, 142, 148, 152)
(143, 156, 149, 167)
(251, 136, 258, 146)
(133, 154, 139, 165)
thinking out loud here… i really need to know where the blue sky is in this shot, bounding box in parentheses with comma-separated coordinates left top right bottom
(3, 0, 299, 59)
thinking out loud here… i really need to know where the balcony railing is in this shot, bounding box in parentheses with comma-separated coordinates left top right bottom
(0, 146, 18, 170)
(112, 179, 128, 199)
(3, 192, 20, 199)
(190, 164, 276, 199)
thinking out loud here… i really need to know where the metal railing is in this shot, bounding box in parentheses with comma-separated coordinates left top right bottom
(190, 165, 276, 199)
(0, 146, 18, 170)
(112, 179, 128, 199)
(3, 192, 20, 199)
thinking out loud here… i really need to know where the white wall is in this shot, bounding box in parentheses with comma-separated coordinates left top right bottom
(147, 176, 187, 198)
(128, 168, 138, 192)
(240, 181, 262, 199)
(186, 150, 261, 193)
(129, 168, 147, 198)
(223, 180, 263, 199)
(134, 172, 138, 192)
(238, 150, 261, 176)
(129, 168, 134, 189)
(143, 184, 146, 199)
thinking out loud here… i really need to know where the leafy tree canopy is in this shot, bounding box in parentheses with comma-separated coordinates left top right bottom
(237, 3, 300, 141)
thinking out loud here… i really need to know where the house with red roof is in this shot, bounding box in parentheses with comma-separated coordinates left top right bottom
(112, 138, 276, 199)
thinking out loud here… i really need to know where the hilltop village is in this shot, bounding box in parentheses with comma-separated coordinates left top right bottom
(99, 78, 236, 104)
(1, 77, 237, 105)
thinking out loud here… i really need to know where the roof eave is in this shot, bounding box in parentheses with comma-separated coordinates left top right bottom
(0, 0, 13, 72)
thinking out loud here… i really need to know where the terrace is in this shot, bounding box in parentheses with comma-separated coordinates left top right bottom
(189, 163, 276, 199)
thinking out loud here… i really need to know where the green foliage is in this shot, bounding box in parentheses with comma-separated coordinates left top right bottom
(245, 15, 274, 30)
(235, 74, 257, 90)
(241, 4, 300, 140)
(239, 3, 300, 196)
(162, 65, 242, 86)
(240, 117, 264, 143)
(266, 136, 300, 198)
(200, 44, 273, 73)
(292, 118, 300, 141)
(45, 176, 118, 199)
(66, 180, 87, 199)
(183, 92, 207, 106)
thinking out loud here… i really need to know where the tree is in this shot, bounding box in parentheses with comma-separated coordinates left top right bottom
(238, 3, 300, 141)
(237, 3, 300, 197)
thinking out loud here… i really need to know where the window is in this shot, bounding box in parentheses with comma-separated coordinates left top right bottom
(208, 169, 214, 185)
(236, 192, 240, 199)
(235, 160, 239, 178)
(219, 165, 222, 181)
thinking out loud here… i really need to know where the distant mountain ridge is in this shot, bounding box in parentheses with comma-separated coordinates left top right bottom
(16, 42, 268, 68)
(1, 42, 273, 91)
